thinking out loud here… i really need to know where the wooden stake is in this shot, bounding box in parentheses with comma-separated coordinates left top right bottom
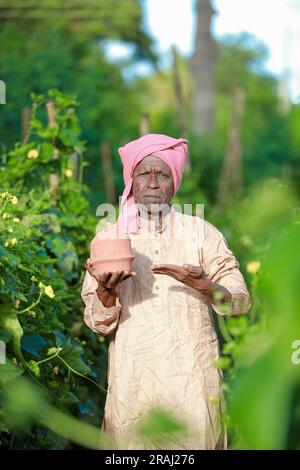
(140, 113, 149, 136)
(21, 106, 31, 141)
(46, 101, 59, 205)
(71, 152, 79, 181)
(46, 101, 56, 128)
(100, 140, 116, 205)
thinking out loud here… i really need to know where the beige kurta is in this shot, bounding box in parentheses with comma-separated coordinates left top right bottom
(81, 206, 251, 450)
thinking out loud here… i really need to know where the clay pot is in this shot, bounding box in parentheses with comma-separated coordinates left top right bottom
(90, 232, 135, 275)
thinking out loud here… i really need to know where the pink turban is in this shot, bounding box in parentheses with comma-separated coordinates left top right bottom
(111, 133, 188, 234)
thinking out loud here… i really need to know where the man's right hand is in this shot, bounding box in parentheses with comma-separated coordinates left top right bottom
(85, 258, 136, 308)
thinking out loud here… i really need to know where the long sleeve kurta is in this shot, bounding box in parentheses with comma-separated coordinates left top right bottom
(81, 207, 251, 450)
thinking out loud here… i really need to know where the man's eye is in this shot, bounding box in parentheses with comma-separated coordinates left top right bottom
(138, 172, 168, 177)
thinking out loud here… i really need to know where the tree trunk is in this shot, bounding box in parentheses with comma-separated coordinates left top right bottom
(172, 45, 191, 172)
(190, 0, 217, 135)
(217, 86, 245, 208)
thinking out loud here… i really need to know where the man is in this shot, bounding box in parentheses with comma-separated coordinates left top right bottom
(81, 133, 251, 450)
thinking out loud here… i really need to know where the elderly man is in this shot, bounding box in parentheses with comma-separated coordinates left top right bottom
(81, 134, 251, 450)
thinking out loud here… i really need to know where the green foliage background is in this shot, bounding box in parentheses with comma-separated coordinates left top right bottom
(0, 90, 110, 449)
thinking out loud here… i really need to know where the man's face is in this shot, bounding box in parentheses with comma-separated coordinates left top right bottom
(132, 155, 174, 213)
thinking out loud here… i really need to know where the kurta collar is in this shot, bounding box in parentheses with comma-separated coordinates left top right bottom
(128, 204, 176, 235)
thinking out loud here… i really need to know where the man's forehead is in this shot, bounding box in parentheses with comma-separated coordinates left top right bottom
(134, 155, 171, 172)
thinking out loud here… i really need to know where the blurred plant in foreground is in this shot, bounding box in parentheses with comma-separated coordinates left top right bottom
(212, 179, 300, 449)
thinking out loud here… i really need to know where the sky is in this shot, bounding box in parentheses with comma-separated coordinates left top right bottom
(105, 0, 300, 102)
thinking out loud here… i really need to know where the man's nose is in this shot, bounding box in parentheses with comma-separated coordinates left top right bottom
(146, 171, 160, 188)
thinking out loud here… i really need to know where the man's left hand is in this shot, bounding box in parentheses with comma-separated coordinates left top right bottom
(151, 263, 232, 307)
(151, 263, 209, 291)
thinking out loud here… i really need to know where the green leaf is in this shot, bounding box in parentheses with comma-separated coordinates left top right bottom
(79, 402, 94, 416)
(0, 245, 21, 267)
(29, 117, 43, 130)
(0, 305, 24, 361)
(41, 142, 55, 163)
(213, 356, 231, 369)
(21, 334, 47, 357)
(38, 127, 58, 139)
(227, 317, 249, 337)
(0, 328, 12, 343)
(222, 341, 237, 355)
(27, 360, 40, 378)
(16, 292, 28, 302)
(60, 392, 80, 405)
(0, 359, 23, 386)
(136, 407, 188, 445)
(18, 263, 34, 273)
(45, 236, 78, 274)
(61, 345, 92, 377)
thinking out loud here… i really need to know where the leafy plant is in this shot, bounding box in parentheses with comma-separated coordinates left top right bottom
(0, 90, 109, 449)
